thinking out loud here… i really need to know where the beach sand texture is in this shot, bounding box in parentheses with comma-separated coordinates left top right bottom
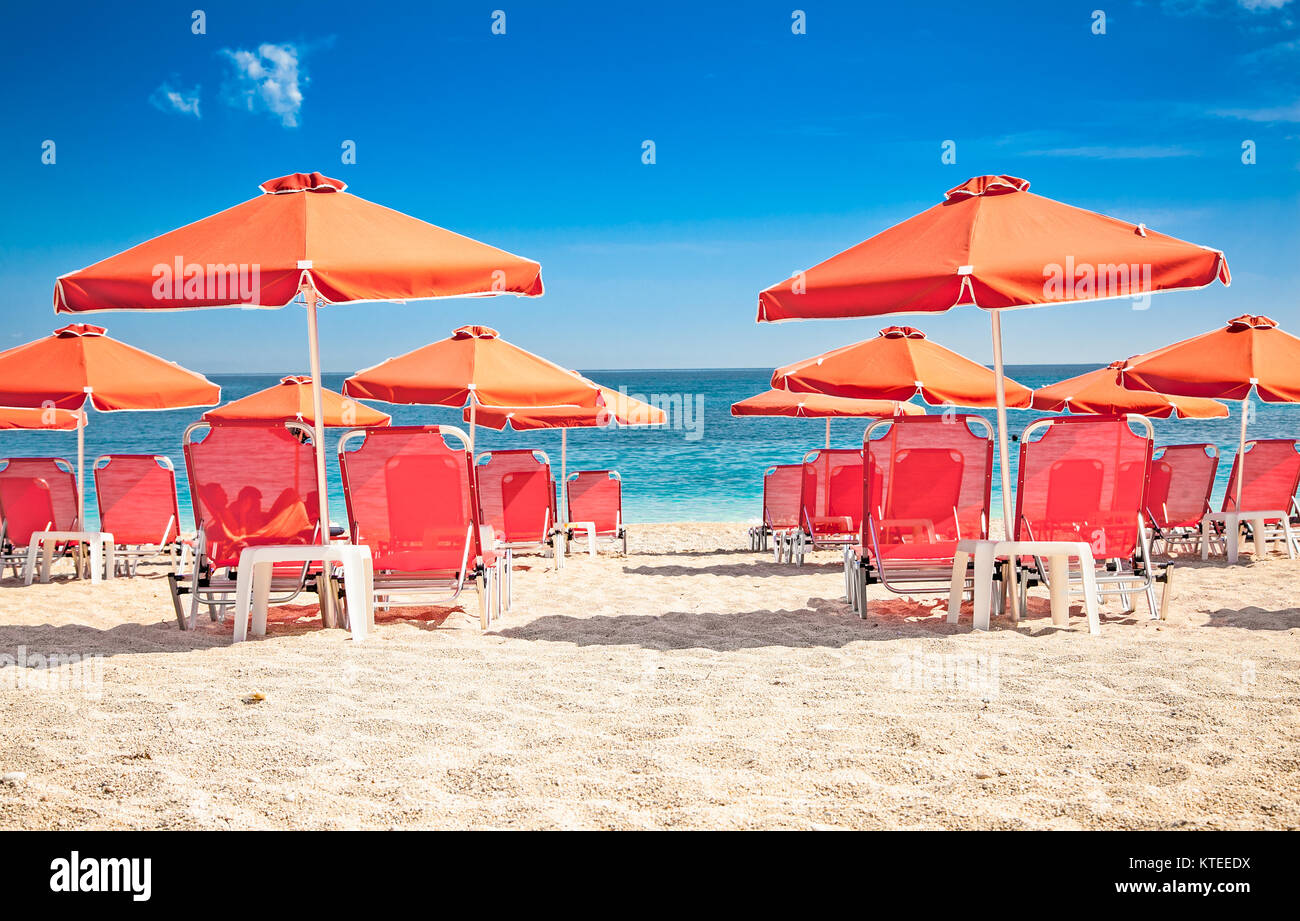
(1, 523, 1297, 830)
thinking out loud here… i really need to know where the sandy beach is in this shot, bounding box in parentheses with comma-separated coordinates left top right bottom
(0, 523, 1296, 831)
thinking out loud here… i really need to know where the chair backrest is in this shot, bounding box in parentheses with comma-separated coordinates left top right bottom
(94, 454, 181, 545)
(1221, 439, 1300, 514)
(0, 477, 57, 547)
(0, 457, 78, 531)
(567, 470, 622, 532)
(761, 464, 803, 530)
(799, 449, 863, 534)
(1015, 415, 1153, 560)
(476, 449, 555, 544)
(183, 421, 321, 568)
(1147, 444, 1218, 529)
(864, 415, 993, 561)
(339, 426, 481, 573)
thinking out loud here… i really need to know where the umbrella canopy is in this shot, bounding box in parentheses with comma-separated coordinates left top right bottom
(730, 389, 923, 418)
(758, 174, 1228, 322)
(468, 383, 665, 430)
(0, 324, 218, 525)
(1121, 314, 1300, 505)
(204, 375, 390, 427)
(53, 172, 545, 596)
(1120, 315, 1300, 403)
(0, 406, 84, 431)
(465, 381, 664, 518)
(756, 174, 1229, 622)
(1032, 361, 1228, 419)
(732, 387, 923, 448)
(0, 324, 219, 411)
(344, 325, 601, 410)
(55, 173, 543, 311)
(770, 326, 1033, 408)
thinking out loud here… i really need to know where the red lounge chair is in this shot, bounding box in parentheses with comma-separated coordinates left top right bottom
(0, 458, 79, 577)
(339, 425, 505, 630)
(749, 463, 802, 555)
(847, 415, 993, 615)
(1146, 444, 1218, 554)
(1208, 439, 1300, 558)
(168, 421, 323, 630)
(94, 454, 186, 576)
(1012, 415, 1169, 619)
(476, 449, 559, 570)
(787, 449, 862, 565)
(565, 470, 628, 555)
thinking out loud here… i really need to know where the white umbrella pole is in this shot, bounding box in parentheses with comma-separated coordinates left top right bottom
(825, 417, 831, 449)
(560, 428, 568, 523)
(469, 400, 477, 455)
(303, 286, 338, 629)
(991, 312, 1020, 623)
(1236, 397, 1249, 507)
(76, 409, 85, 529)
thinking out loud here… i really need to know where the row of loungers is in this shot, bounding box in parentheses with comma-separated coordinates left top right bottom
(751, 415, 1300, 620)
(0, 423, 630, 633)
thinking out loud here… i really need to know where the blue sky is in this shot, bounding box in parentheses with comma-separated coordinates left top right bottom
(0, 0, 1297, 373)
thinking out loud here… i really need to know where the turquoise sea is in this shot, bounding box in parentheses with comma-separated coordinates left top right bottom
(2, 366, 1294, 527)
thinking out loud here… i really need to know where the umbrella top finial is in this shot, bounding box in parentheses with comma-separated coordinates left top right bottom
(259, 172, 347, 194)
(452, 325, 499, 340)
(944, 175, 1030, 201)
(1227, 314, 1276, 331)
(879, 325, 926, 340)
(54, 323, 106, 338)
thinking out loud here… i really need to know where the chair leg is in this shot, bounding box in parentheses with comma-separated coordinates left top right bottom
(166, 573, 188, 630)
(1159, 564, 1173, 621)
(476, 572, 489, 630)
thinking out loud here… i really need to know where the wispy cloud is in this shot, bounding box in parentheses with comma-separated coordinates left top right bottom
(149, 81, 201, 118)
(220, 42, 306, 127)
(1237, 0, 1293, 11)
(1020, 144, 1199, 159)
(1213, 101, 1300, 121)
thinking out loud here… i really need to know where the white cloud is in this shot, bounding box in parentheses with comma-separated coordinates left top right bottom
(1237, 0, 1292, 10)
(220, 42, 305, 127)
(150, 81, 201, 118)
(1213, 100, 1300, 120)
(1020, 145, 1199, 159)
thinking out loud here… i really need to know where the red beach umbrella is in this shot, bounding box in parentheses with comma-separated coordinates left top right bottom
(1121, 314, 1300, 505)
(1031, 361, 1229, 419)
(730, 388, 923, 448)
(54, 172, 544, 553)
(0, 323, 219, 525)
(757, 174, 1229, 620)
(205, 375, 390, 427)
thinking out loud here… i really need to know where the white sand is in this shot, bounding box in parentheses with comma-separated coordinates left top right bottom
(1, 523, 1297, 830)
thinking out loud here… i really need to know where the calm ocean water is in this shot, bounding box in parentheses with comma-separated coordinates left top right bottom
(3, 366, 1294, 527)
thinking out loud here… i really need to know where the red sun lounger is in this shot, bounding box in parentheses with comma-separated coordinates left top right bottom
(847, 415, 993, 616)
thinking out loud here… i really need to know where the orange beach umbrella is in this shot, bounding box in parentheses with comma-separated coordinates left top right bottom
(1121, 314, 1300, 505)
(1031, 361, 1228, 419)
(0, 323, 219, 524)
(758, 175, 1229, 620)
(205, 376, 390, 427)
(54, 172, 544, 556)
(467, 381, 665, 511)
(344, 325, 604, 450)
(730, 388, 923, 448)
(771, 326, 1034, 409)
(0, 406, 85, 431)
